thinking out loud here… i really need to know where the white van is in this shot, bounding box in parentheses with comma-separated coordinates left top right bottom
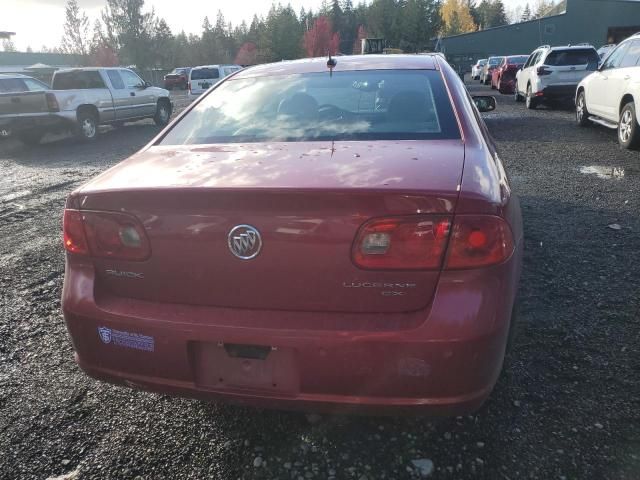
(188, 65, 242, 98)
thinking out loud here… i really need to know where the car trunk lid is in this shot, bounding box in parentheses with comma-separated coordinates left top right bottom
(79, 141, 464, 313)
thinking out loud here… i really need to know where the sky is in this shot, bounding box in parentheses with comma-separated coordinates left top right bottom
(4, 0, 534, 51)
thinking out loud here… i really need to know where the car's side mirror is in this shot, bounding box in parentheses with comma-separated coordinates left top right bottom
(472, 95, 497, 112)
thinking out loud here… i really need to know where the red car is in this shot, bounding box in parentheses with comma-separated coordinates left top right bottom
(163, 67, 191, 90)
(491, 55, 529, 94)
(62, 55, 523, 415)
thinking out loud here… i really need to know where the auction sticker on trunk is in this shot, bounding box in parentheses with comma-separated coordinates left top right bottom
(98, 327, 154, 352)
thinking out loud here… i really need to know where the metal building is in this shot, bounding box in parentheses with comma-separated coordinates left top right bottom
(438, 0, 640, 71)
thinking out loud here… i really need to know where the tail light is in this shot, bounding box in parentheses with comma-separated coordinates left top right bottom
(352, 216, 451, 270)
(537, 66, 552, 76)
(63, 209, 150, 261)
(46, 92, 59, 112)
(352, 215, 514, 271)
(445, 215, 514, 270)
(63, 210, 89, 255)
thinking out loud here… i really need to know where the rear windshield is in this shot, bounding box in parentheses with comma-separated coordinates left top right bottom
(509, 56, 529, 64)
(160, 70, 461, 145)
(488, 57, 503, 65)
(191, 68, 220, 80)
(545, 49, 599, 66)
(52, 71, 106, 90)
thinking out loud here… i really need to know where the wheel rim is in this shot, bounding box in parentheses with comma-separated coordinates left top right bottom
(577, 96, 584, 122)
(620, 109, 633, 143)
(159, 105, 169, 123)
(82, 118, 96, 138)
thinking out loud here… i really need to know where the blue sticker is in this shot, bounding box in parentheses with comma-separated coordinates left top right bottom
(98, 326, 154, 352)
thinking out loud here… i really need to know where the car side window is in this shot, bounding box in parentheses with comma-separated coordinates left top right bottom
(620, 39, 640, 68)
(119, 69, 145, 89)
(23, 78, 48, 92)
(602, 42, 630, 70)
(107, 70, 125, 90)
(525, 51, 539, 68)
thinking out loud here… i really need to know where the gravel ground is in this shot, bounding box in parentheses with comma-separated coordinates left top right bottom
(0, 80, 639, 480)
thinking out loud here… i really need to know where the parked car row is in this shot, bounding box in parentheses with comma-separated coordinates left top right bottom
(472, 36, 640, 149)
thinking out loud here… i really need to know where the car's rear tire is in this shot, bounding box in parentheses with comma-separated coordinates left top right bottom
(18, 130, 44, 146)
(76, 110, 98, 142)
(576, 91, 590, 127)
(491, 79, 496, 90)
(618, 102, 640, 150)
(525, 84, 537, 110)
(154, 99, 172, 127)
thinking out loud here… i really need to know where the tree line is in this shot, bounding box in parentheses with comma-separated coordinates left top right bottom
(9, 0, 561, 67)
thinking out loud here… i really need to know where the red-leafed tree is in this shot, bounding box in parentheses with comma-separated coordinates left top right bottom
(235, 42, 258, 65)
(352, 25, 367, 55)
(303, 16, 340, 57)
(90, 45, 119, 67)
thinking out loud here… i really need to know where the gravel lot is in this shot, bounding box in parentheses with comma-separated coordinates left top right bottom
(0, 81, 639, 480)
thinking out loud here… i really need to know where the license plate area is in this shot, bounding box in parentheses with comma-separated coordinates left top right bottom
(192, 342, 299, 395)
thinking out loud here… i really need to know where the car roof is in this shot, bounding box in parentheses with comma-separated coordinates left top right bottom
(233, 55, 437, 79)
(539, 44, 596, 51)
(192, 64, 238, 69)
(54, 67, 127, 74)
(0, 73, 32, 79)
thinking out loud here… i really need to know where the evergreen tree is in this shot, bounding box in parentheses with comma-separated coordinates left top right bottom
(101, 0, 156, 68)
(521, 3, 532, 21)
(62, 0, 90, 55)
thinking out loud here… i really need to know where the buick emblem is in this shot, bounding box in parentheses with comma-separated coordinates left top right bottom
(98, 327, 112, 344)
(228, 225, 262, 260)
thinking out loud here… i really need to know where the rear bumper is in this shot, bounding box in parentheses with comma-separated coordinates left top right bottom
(0, 113, 72, 134)
(62, 252, 521, 415)
(539, 84, 578, 99)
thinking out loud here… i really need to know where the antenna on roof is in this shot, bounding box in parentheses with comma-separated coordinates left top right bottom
(327, 53, 337, 77)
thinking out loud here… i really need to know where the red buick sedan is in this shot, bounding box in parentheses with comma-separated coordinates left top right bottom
(62, 54, 523, 415)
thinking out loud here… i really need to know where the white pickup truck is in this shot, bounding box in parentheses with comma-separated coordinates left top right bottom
(0, 67, 172, 145)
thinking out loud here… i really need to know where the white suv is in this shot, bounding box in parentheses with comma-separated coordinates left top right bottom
(515, 44, 599, 109)
(188, 64, 242, 98)
(576, 33, 640, 149)
(471, 59, 487, 80)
